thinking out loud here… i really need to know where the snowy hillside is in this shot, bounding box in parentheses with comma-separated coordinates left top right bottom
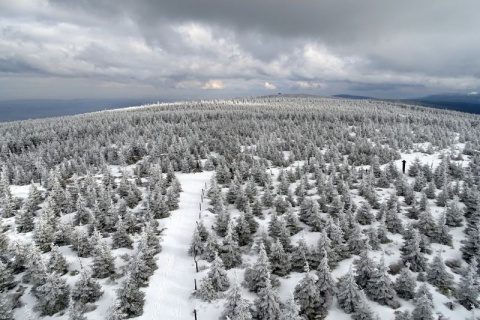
(1, 96, 480, 320)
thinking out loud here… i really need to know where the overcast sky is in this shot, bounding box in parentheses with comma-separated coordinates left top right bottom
(1, 0, 479, 100)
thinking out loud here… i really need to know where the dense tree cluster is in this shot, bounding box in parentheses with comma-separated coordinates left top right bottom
(1, 96, 480, 319)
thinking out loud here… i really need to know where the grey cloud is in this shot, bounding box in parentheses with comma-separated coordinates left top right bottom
(0, 0, 478, 100)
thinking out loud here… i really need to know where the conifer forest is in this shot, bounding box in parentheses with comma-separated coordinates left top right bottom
(1, 96, 480, 320)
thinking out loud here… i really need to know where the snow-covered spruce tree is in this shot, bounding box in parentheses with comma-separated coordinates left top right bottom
(394, 265, 416, 300)
(352, 290, 379, 320)
(252, 197, 263, 218)
(294, 262, 320, 320)
(235, 211, 252, 246)
(91, 240, 116, 279)
(128, 247, 151, 288)
(214, 201, 231, 237)
(366, 227, 381, 251)
(418, 206, 438, 239)
(35, 272, 70, 316)
(48, 244, 69, 275)
(0, 260, 14, 292)
(406, 197, 420, 220)
(196, 219, 210, 242)
(290, 236, 313, 272)
(220, 222, 242, 269)
(71, 229, 93, 258)
(220, 279, 252, 320)
(316, 250, 335, 318)
(336, 268, 361, 314)
(0, 291, 13, 320)
(188, 227, 204, 257)
(355, 246, 377, 290)
(202, 233, 219, 262)
(24, 245, 49, 292)
(365, 253, 397, 306)
(403, 184, 416, 206)
(401, 228, 427, 272)
(427, 251, 453, 292)
(73, 194, 90, 226)
(394, 310, 412, 320)
(197, 276, 218, 302)
(68, 297, 87, 320)
(280, 293, 302, 320)
(112, 216, 133, 249)
(347, 222, 366, 255)
(33, 209, 56, 252)
(356, 202, 374, 225)
(377, 216, 391, 244)
(385, 203, 403, 235)
(444, 197, 463, 227)
(412, 294, 434, 320)
(268, 212, 282, 239)
(71, 267, 103, 304)
(317, 229, 340, 268)
(432, 212, 453, 246)
(461, 196, 480, 262)
(106, 299, 127, 320)
(414, 282, 433, 305)
(254, 274, 281, 320)
(436, 184, 450, 207)
(269, 239, 290, 276)
(425, 181, 436, 200)
(116, 271, 145, 318)
(208, 253, 230, 292)
(456, 259, 480, 309)
(15, 207, 34, 233)
(413, 171, 427, 192)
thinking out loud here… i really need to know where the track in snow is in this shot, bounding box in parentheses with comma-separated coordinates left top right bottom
(139, 171, 212, 320)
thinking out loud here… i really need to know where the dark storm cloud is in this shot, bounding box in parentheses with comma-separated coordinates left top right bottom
(0, 0, 479, 99)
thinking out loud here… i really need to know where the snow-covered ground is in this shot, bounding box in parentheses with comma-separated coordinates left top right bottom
(140, 172, 213, 320)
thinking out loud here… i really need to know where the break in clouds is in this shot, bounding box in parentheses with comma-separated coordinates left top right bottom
(1, 0, 480, 99)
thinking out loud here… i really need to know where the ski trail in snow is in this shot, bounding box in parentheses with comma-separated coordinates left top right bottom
(139, 172, 212, 320)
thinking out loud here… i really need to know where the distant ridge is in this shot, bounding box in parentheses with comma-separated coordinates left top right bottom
(332, 94, 376, 100)
(406, 93, 480, 114)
